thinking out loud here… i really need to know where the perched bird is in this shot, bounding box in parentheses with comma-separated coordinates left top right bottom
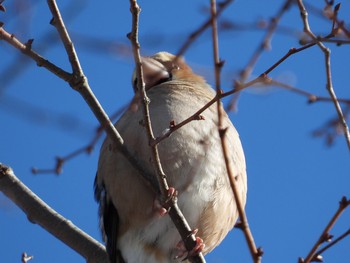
(94, 52, 247, 263)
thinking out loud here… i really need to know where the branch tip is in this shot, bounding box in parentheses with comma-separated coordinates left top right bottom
(311, 254, 323, 262)
(234, 220, 243, 230)
(169, 120, 176, 128)
(334, 3, 341, 12)
(0, 163, 10, 175)
(320, 233, 333, 243)
(217, 59, 225, 68)
(197, 114, 205, 121)
(256, 247, 264, 257)
(339, 196, 350, 208)
(21, 252, 34, 263)
(218, 127, 228, 138)
(25, 39, 34, 50)
(49, 17, 56, 26)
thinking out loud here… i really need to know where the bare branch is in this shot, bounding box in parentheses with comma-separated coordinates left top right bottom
(0, 27, 71, 82)
(228, 0, 294, 111)
(152, 76, 263, 146)
(128, 0, 168, 198)
(0, 164, 109, 263)
(46, 0, 83, 76)
(176, 0, 233, 57)
(43, 0, 161, 190)
(128, 1, 206, 262)
(314, 228, 350, 260)
(210, 1, 261, 262)
(300, 196, 350, 263)
(21, 252, 34, 263)
(296, 0, 350, 150)
(31, 103, 128, 175)
(269, 79, 350, 105)
(312, 106, 350, 146)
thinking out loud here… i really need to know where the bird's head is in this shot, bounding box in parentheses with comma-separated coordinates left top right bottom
(132, 52, 206, 92)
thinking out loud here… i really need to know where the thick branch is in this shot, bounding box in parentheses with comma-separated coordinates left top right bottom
(44, 0, 161, 191)
(0, 164, 109, 263)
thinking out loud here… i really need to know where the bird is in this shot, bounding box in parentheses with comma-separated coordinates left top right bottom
(94, 51, 247, 263)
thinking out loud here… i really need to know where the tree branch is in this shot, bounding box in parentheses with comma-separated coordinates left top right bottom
(128, 1, 206, 262)
(0, 164, 109, 263)
(176, 0, 233, 58)
(299, 196, 350, 263)
(210, 1, 261, 262)
(296, 0, 350, 150)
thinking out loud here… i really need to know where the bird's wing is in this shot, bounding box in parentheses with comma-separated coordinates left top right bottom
(94, 175, 126, 263)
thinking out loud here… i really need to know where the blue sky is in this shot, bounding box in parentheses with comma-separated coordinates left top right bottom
(1, 1, 349, 263)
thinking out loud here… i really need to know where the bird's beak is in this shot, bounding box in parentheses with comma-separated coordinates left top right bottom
(133, 56, 170, 91)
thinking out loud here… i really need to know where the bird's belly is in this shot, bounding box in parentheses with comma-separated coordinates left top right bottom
(113, 91, 244, 262)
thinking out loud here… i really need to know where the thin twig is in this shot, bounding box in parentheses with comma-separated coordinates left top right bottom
(152, 42, 350, 146)
(210, 1, 261, 262)
(269, 79, 350, 105)
(300, 196, 350, 263)
(176, 0, 233, 58)
(31, 103, 128, 175)
(46, 0, 82, 76)
(243, 0, 294, 79)
(21, 252, 34, 263)
(300, 35, 350, 45)
(296, 0, 350, 150)
(0, 1, 86, 93)
(128, 0, 168, 198)
(152, 77, 263, 146)
(32, 143, 95, 175)
(262, 44, 314, 76)
(128, 1, 206, 262)
(0, 27, 71, 82)
(228, 0, 294, 111)
(148, 70, 350, 148)
(313, 228, 350, 260)
(312, 105, 350, 146)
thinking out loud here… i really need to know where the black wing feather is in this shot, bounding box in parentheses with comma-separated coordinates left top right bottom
(94, 174, 125, 263)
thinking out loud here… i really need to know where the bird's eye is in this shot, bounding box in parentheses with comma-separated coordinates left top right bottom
(172, 64, 180, 71)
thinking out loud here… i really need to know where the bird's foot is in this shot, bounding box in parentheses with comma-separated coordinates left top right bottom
(174, 229, 205, 259)
(152, 187, 177, 217)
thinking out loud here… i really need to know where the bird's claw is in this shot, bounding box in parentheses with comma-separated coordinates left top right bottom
(174, 230, 205, 259)
(153, 187, 177, 217)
